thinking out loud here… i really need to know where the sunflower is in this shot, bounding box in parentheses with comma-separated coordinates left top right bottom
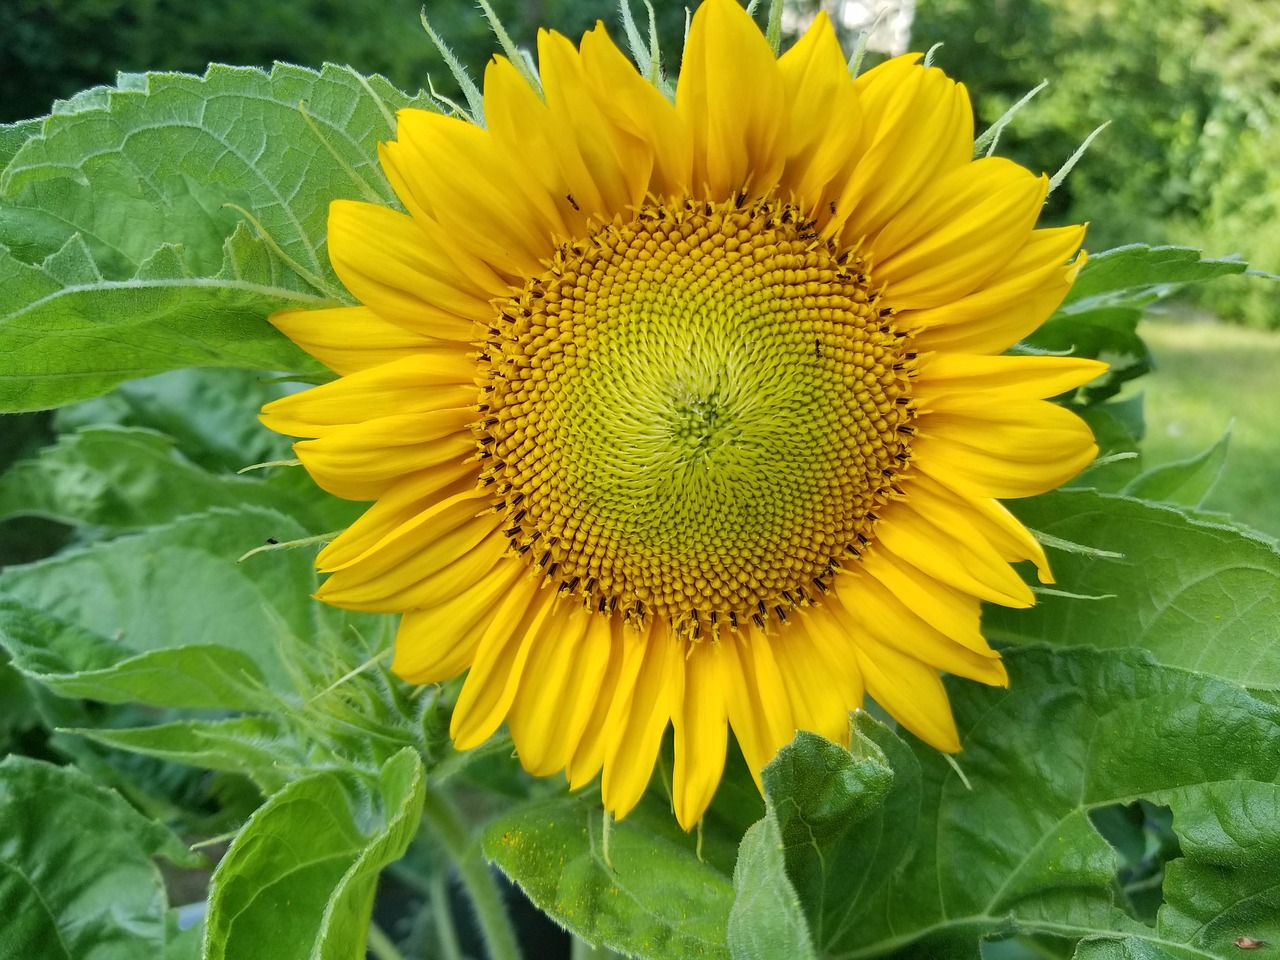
(261, 0, 1105, 830)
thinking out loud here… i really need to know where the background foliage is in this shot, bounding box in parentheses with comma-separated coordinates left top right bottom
(5, 0, 1277, 326)
(1, 2, 1278, 960)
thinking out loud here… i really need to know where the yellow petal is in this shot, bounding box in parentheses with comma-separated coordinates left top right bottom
(912, 396, 1099, 499)
(538, 29, 651, 218)
(672, 639, 729, 830)
(908, 473, 1053, 583)
(853, 629, 961, 752)
(872, 496, 1036, 607)
(451, 576, 558, 749)
(677, 0, 786, 198)
(259, 351, 476, 439)
(317, 490, 503, 610)
(828, 571, 1007, 686)
(317, 486, 491, 575)
(579, 24, 691, 198)
(860, 549, 987, 654)
(902, 225, 1086, 354)
(328, 200, 495, 336)
(875, 160, 1048, 307)
(567, 619, 649, 790)
(531, 611, 615, 775)
(723, 629, 795, 786)
(834, 55, 972, 245)
(602, 619, 683, 819)
(772, 611, 861, 745)
(391, 555, 528, 684)
(915, 353, 1109, 401)
(776, 12, 863, 206)
(385, 110, 558, 277)
(294, 411, 475, 500)
(316, 468, 467, 568)
(507, 605, 598, 776)
(269, 306, 448, 375)
(481, 56, 586, 236)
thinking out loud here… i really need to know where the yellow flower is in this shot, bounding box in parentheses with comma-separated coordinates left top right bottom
(261, 0, 1105, 830)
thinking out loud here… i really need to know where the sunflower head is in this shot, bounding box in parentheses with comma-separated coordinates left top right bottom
(261, 0, 1105, 830)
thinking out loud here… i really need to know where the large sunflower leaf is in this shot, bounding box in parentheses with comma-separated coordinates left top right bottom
(989, 489, 1280, 691)
(0, 425, 318, 531)
(484, 794, 735, 960)
(0, 119, 42, 169)
(203, 747, 425, 960)
(0, 231, 327, 413)
(0, 506, 328, 696)
(1073, 939, 1178, 960)
(0, 64, 432, 412)
(1121, 431, 1231, 508)
(0, 598, 269, 711)
(814, 647, 1280, 957)
(68, 715, 307, 796)
(0, 755, 199, 960)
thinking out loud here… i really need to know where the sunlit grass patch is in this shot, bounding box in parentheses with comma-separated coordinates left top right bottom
(1140, 313, 1280, 535)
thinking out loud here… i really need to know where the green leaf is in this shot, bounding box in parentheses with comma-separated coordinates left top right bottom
(727, 817, 816, 960)
(0, 119, 42, 170)
(0, 599, 268, 709)
(1028, 304, 1149, 404)
(763, 727, 895, 847)
(1032, 246, 1248, 405)
(1073, 939, 1175, 960)
(0, 649, 39, 743)
(1122, 430, 1230, 508)
(0, 64, 433, 411)
(0, 755, 198, 960)
(72, 715, 307, 794)
(1064, 245, 1248, 309)
(820, 646, 1280, 957)
(0, 506, 329, 694)
(55, 368, 294, 474)
(988, 489, 1280, 691)
(1070, 395, 1145, 492)
(0, 426, 314, 531)
(484, 794, 734, 960)
(164, 922, 205, 960)
(203, 747, 426, 960)
(0, 229, 327, 412)
(753, 718, 920, 954)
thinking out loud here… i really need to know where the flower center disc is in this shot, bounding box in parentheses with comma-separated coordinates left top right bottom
(479, 199, 917, 636)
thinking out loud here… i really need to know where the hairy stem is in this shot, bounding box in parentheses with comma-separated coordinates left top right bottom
(420, 788, 521, 960)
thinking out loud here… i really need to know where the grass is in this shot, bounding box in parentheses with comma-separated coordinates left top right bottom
(1135, 313, 1280, 536)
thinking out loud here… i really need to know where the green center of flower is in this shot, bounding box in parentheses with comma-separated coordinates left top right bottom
(478, 199, 917, 635)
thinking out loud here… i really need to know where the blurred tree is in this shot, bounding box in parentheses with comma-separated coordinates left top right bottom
(912, 0, 1280, 326)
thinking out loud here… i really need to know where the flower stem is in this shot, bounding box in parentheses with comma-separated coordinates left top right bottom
(420, 788, 522, 960)
(430, 873, 466, 960)
(366, 923, 406, 960)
